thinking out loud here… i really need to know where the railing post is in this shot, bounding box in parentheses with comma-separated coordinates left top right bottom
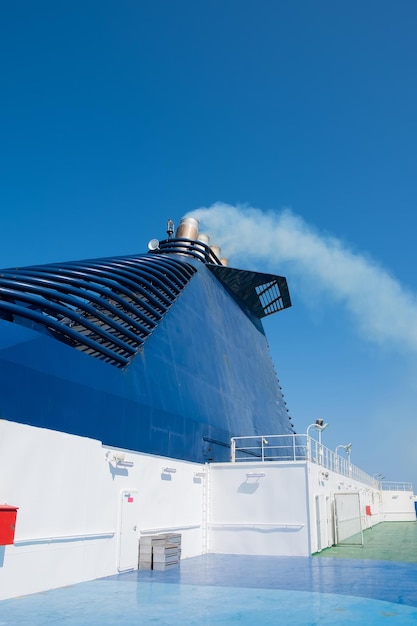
(231, 438, 236, 462)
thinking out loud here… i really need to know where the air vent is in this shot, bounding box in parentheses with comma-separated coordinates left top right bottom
(0, 254, 196, 367)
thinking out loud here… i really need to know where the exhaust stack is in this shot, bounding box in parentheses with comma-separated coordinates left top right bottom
(153, 215, 227, 266)
(210, 245, 221, 260)
(175, 217, 199, 240)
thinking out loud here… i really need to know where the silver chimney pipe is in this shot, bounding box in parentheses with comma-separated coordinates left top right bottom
(175, 217, 199, 240)
(197, 233, 210, 246)
(194, 232, 210, 261)
(210, 245, 221, 260)
(171, 216, 226, 265)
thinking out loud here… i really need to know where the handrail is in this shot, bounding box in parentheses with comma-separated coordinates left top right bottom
(230, 434, 395, 489)
(209, 523, 304, 531)
(14, 531, 115, 546)
(139, 525, 201, 534)
(380, 481, 413, 492)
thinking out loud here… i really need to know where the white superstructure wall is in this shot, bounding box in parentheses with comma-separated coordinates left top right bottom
(0, 420, 415, 600)
(306, 462, 383, 553)
(208, 462, 310, 556)
(381, 488, 416, 522)
(0, 420, 205, 601)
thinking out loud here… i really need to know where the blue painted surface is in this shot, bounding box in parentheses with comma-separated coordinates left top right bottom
(2, 554, 417, 625)
(0, 255, 293, 463)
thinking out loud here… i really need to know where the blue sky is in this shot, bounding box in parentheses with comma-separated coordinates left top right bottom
(1, 1, 416, 486)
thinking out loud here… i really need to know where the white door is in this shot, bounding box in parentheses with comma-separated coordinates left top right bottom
(325, 495, 334, 547)
(315, 495, 322, 552)
(118, 489, 139, 571)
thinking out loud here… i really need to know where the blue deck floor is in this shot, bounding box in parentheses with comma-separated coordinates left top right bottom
(2, 553, 417, 625)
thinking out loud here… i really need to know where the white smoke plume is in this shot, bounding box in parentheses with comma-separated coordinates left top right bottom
(186, 202, 417, 351)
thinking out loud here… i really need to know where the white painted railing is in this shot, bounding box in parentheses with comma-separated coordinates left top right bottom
(140, 525, 201, 534)
(14, 532, 115, 546)
(230, 434, 381, 488)
(381, 481, 413, 492)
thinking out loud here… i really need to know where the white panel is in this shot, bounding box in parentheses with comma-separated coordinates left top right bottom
(208, 462, 310, 557)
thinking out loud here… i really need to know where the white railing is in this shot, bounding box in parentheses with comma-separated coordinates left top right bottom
(230, 434, 379, 488)
(14, 531, 115, 546)
(381, 481, 414, 492)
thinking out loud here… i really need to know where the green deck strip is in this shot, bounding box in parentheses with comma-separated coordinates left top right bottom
(315, 521, 417, 562)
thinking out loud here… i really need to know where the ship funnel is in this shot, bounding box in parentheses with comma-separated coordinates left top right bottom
(210, 245, 221, 261)
(175, 217, 199, 240)
(158, 215, 225, 265)
(197, 233, 210, 246)
(194, 232, 210, 261)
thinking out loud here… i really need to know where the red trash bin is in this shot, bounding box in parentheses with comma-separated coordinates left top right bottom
(0, 505, 19, 545)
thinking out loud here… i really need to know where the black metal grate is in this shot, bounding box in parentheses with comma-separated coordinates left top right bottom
(255, 280, 286, 316)
(0, 253, 196, 368)
(208, 266, 291, 319)
(150, 238, 291, 319)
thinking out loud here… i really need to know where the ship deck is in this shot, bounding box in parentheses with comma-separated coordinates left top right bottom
(2, 522, 417, 625)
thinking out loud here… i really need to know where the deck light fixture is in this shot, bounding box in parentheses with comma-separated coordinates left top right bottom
(306, 420, 329, 443)
(306, 420, 329, 462)
(334, 443, 352, 473)
(335, 443, 352, 455)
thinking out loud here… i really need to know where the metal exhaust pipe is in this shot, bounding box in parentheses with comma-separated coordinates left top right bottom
(195, 233, 210, 260)
(175, 217, 199, 240)
(210, 245, 221, 261)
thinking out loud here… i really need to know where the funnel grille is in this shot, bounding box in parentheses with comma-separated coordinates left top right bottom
(0, 254, 196, 368)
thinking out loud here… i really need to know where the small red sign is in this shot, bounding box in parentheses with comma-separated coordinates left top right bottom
(128, 497, 134, 503)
